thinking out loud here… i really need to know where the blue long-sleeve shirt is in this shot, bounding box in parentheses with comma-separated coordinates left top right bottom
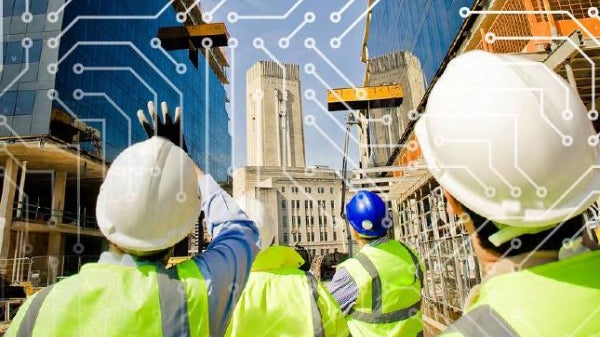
(327, 237, 388, 315)
(193, 174, 260, 336)
(99, 174, 259, 337)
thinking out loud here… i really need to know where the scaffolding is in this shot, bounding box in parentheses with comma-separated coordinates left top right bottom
(395, 182, 481, 326)
(362, 0, 600, 332)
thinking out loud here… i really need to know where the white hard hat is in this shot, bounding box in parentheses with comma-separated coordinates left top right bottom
(415, 50, 600, 245)
(96, 137, 201, 252)
(235, 196, 275, 249)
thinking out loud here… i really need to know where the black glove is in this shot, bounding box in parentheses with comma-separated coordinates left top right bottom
(137, 101, 188, 152)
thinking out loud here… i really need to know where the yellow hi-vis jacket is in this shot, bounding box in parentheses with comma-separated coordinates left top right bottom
(5, 260, 209, 337)
(339, 240, 424, 337)
(225, 245, 349, 337)
(441, 250, 600, 337)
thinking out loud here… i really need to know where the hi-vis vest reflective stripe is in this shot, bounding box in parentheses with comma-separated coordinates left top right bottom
(442, 250, 600, 337)
(225, 246, 348, 337)
(6, 260, 209, 337)
(340, 240, 424, 337)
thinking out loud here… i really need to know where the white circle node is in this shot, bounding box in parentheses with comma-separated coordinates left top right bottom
(304, 89, 316, 99)
(279, 38, 290, 49)
(150, 37, 161, 48)
(304, 63, 316, 74)
(252, 38, 264, 48)
(228, 12, 239, 23)
(330, 38, 341, 49)
(305, 115, 316, 125)
(21, 12, 32, 23)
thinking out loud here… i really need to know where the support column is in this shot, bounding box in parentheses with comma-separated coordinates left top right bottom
(47, 232, 63, 284)
(48, 171, 66, 284)
(51, 171, 67, 224)
(15, 161, 26, 218)
(0, 158, 19, 260)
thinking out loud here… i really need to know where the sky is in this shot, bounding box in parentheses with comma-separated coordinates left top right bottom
(200, 0, 367, 170)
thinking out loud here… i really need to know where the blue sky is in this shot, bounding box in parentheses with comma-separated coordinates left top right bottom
(201, 0, 367, 170)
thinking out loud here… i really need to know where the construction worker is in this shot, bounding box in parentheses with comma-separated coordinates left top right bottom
(414, 51, 600, 336)
(328, 191, 424, 337)
(5, 102, 260, 337)
(225, 196, 349, 337)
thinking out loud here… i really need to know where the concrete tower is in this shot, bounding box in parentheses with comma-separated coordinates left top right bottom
(246, 61, 306, 167)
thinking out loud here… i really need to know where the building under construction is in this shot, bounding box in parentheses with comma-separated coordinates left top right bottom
(344, 0, 600, 333)
(0, 0, 231, 326)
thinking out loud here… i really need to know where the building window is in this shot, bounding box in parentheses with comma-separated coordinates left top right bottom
(305, 187, 311, 193)
(304, 200, 309, 209)
(317, 187, 324, 194)
(297, 216, 301, 225)
(3, 40, 43, 64)
(4, 0, 48, 16)
(333, 232, 337, 241)
(326, 249, 329, 254)
(292, 187, 299, 193)
(311, 232, 315, 241)
(324, 217, 328, 226)
(281, 200, 287, 209)
(282, 215, 288, 227)
(309, 200, 313, 209)
(291, 200, 296, 209)
(310, 216, 314, 226)
(291, 216, 296, 226)
(281, 187, 285, 193)
(0, 91, 34, 116)
(330, 187, 334, 193)
(321, 249, 325, 256)
(324, 232, 328, 241)
(293, 233, 297, 241)
(283, 233, 288, 243)
(298, 233, 302, 242)
(331, 200, 335, 209)
(320, 232, 323, 241)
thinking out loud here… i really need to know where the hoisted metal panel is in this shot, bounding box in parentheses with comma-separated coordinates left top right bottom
(327, 84, 403, 111)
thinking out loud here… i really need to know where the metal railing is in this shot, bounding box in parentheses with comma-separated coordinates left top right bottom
(0, 258, 32, 285)
(12, 202, 98, 230)
(29, 255, 98, 287)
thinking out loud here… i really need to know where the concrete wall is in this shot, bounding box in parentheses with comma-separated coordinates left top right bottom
(246, 61, 306, 168)
(364, 51, 426, 167)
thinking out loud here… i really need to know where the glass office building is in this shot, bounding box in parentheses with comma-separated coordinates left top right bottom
(1, 0, 232, 181)
(367, 0, 477, 85)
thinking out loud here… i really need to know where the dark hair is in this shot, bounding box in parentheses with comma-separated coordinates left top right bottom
(463, 206, 584, 257)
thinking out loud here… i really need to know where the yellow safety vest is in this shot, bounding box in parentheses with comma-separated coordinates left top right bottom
(5, 260, 209, 337)
(340, 240, 424, 337)
(441, 250, 600, 337)
(225, 245, 349, 337)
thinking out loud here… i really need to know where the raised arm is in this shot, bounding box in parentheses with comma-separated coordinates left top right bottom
(193, 172, 259, 337)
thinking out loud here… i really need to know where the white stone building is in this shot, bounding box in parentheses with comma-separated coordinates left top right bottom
(234, 61, 352, 257)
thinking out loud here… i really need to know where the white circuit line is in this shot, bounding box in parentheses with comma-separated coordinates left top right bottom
(236, 0, 303, 20)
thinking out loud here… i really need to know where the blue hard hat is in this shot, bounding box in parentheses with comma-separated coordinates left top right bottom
(345, 191, 389, 238)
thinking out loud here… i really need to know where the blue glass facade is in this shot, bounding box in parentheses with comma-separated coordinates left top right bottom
(2, 0, 231, 181)
(368, 0, 477, 85)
